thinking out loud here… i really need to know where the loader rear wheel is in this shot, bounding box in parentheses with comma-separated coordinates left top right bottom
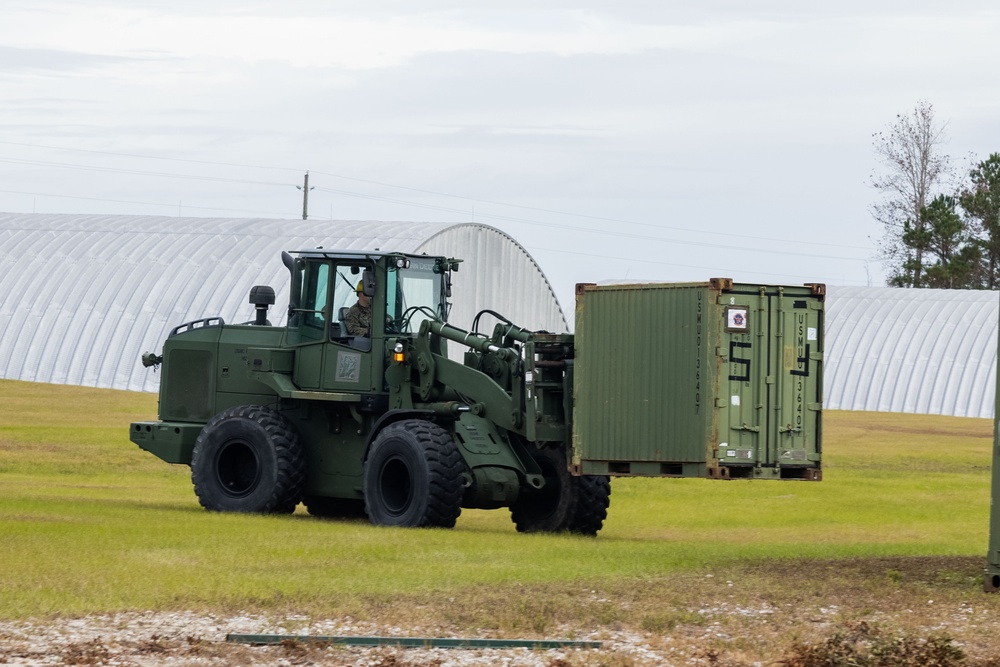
(363, 419, 465, 528)
(510, 447, 610, 536)
(191, 405, 305, 514)
(568, 475, 612, 536)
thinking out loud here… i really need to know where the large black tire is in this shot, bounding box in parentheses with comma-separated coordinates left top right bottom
(363, 419, 465, 528)
(510, 446, 611, 536)
(303, 495, 368, 520)
(191, 405, 305, 514)
(568, 475, 612, 536)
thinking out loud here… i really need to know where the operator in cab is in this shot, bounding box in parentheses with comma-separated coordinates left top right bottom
(345, 281, 372, 336)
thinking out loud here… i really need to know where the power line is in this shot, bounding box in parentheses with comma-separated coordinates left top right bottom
(0, 149, 872, 260)
(0, 157, 288, 188)
(0, 138, 873, 253)
(314, 185, 871, 262)
(0, 192, 872, 277)
(0, 172, 873, 263)
(0, 140, 304, 175)
(0, 188, 291, 217)
(311, 169, 871, 252)
(526, 245, 872, 286)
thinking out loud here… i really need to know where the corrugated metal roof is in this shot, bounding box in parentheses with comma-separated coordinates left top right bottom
(825, 286, 999, 418)
(0, 213, 567, 393)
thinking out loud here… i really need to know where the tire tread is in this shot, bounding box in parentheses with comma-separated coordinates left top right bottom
(363, 419, 464, 528)
(510, 446, 610, 536)
(191, 405, 305, 513)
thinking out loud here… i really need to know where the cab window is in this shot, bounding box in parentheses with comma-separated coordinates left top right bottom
(332, 262, 373, 341)
(386, 258, 444, 334)
(297, 261, 329, 341)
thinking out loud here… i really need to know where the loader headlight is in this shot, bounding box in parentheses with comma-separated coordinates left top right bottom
(393, 342, 405, 363)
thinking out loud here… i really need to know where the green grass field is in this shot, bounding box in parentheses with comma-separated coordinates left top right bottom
(3, 378, 1000, 662)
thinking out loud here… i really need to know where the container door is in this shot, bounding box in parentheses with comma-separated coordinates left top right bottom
(719, 291, 767, 468)
(718, 287, 822, 477)
(768, 293, 822, 471)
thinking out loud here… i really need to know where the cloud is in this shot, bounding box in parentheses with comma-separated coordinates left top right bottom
(2, 0, 1000, 296)
(0, 5, 780, 70)
(0, 45, 133, 74)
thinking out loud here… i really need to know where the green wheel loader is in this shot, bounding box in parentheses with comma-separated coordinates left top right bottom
(131, 248, 824, 535)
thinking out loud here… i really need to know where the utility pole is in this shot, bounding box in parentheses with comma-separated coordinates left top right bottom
(297, 172, 315, 220)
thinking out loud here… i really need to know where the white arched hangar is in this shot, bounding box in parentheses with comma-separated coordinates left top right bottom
(0, 213, 566, 393)
(824, 286, 998, 419)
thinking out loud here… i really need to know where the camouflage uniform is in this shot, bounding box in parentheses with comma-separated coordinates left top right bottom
(345, 301, 371, 336)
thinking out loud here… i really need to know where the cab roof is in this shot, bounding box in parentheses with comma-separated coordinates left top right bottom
(292, 248, 443, 261)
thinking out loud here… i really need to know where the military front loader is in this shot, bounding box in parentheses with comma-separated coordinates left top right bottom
(131, 248, 825, 536)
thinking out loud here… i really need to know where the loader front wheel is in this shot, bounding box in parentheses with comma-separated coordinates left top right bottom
(191, 405, 305, 514)
(510, 447, 610, 536)
(363, 420, 465, 528)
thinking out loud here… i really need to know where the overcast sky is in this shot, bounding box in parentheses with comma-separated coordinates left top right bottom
(2, 1, 999, 312)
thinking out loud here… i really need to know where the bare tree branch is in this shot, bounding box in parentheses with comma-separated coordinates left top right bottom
(869, 100, 952, 286)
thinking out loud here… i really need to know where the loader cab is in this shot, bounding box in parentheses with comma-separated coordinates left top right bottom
(283, 250, 453, 392)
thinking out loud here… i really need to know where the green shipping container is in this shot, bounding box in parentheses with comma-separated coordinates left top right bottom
(572, 278, 823, 480)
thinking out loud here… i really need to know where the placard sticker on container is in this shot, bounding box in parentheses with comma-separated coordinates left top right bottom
(807, 327, 817, 341)
(731, 395, 741, 406)
(726, 306, 749, 332)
